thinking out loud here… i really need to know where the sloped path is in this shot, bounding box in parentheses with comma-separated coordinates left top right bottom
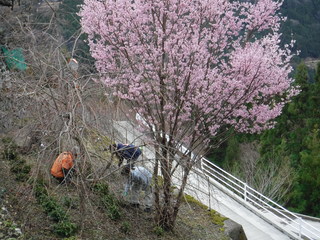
(113, 120, 320, 240)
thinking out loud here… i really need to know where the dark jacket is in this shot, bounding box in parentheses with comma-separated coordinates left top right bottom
(117, 144, 141, 161)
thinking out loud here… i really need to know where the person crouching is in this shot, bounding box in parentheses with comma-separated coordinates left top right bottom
(121, 165, 153, 212)
(111, 143, 142, 168)
(50, 146, 79, 184)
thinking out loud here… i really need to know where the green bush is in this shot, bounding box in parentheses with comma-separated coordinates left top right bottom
(107, 203, 121, 220)
(53, 221, 77, 237)
(62, 196, 78, 209)
(34, 182, 48, 199)
(2, 138, 18, 161)
(2, 138, 31, 183)
(93, 182, 122, 220)
(153, 226, 164, 236)
(34, 181, 77, 237)
(63, 237, 78, 240)
(39, 195, 70, 222)
(3, 148, 17, 160)
(92, 182, 109, 195)
(6, 154, 31, 182)
(101, 194, 114, 206)
(41, 196, 59, 213)
(10, 162, 30, 174)
(15, 172, 30, 182)
(3, 220, 15, 229)
(120, 221, 131, 233)
(48, 207, 69, 222)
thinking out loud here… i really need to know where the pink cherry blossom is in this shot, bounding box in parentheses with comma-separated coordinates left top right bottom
(79, 3, 297, 227)
(79, 0, 296, 148)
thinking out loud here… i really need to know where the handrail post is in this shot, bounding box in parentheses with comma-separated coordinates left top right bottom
(207, 176, 211, 210)
(299, 217, 302, 239)
(244, 183, 247, 202)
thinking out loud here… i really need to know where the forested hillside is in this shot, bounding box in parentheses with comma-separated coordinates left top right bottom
(208, 63, 320, 217)
(206, 0, 320, 218)
(281, 0, 320, 59)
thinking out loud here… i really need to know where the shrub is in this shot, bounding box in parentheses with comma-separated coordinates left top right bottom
(120, 221, 131, 233)
(153, 226, 164, 236)
(63, 237, 78, 240)
(34, 181, 77, 237)
(48, 207, 69, 222)
(2, 138, 18, 161)
(92, 182, 109, 195)
(93, 182, 122, 220)
(15, 172, 30, 182)
(34, 182, 48, 199)
(10, 161, 28, 173)
(41, 197, 59, 213)
(7, 155, 31, 182)
(101, 194, 114, 206)
(53, 221, 77, 237)
(3, 220, 15, 229)
(107, 203, 121, 220)
(3, 148, 17, 160)
(2, 138, 31, 182)
(62, 196, 78, 209)
(10, 161, 31, 182)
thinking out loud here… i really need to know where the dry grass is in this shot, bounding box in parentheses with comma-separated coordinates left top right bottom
(0, 142, 229, 240)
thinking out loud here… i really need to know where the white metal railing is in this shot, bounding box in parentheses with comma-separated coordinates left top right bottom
(132, 115, 320, 240)
(199, 157, 320, 240)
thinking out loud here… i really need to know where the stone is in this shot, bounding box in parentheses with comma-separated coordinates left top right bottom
(224, 219, 247, 240)
(14, 228, 22, 235)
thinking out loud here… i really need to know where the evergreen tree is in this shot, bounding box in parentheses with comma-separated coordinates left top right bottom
(289, 129, 320, 217)
(215, 62, 320, 216)
(308, 62, 320, 120)
(287, 62, 310, 116)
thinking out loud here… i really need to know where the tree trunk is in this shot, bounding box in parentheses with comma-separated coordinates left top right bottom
(160, 155, 174, 230)
(172, 166, 192, 225)
(154, 147, 161, 224)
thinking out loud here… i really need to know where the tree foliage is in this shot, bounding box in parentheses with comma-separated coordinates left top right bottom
(289, 129, 320, 216)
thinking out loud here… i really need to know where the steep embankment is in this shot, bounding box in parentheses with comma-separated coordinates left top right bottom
(0, 136, 231, 240)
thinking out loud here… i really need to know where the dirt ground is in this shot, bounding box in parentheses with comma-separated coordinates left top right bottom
(0, 144, 230, 240)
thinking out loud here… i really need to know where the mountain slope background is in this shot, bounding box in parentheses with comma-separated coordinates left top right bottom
(281, 0, 320, 59)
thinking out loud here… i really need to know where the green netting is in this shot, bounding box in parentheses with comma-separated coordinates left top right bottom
(0, 46, 27, 71)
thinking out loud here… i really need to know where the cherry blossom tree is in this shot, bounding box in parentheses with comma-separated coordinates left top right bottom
(79, 0, 297, 230)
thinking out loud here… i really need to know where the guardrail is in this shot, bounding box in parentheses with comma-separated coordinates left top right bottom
(133, 114, 320, 240)
(199, 157, 320, 240)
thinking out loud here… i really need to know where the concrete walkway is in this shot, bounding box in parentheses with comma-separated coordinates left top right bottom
(182, 169, 291, 240)
(113, 120, 320, 240)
